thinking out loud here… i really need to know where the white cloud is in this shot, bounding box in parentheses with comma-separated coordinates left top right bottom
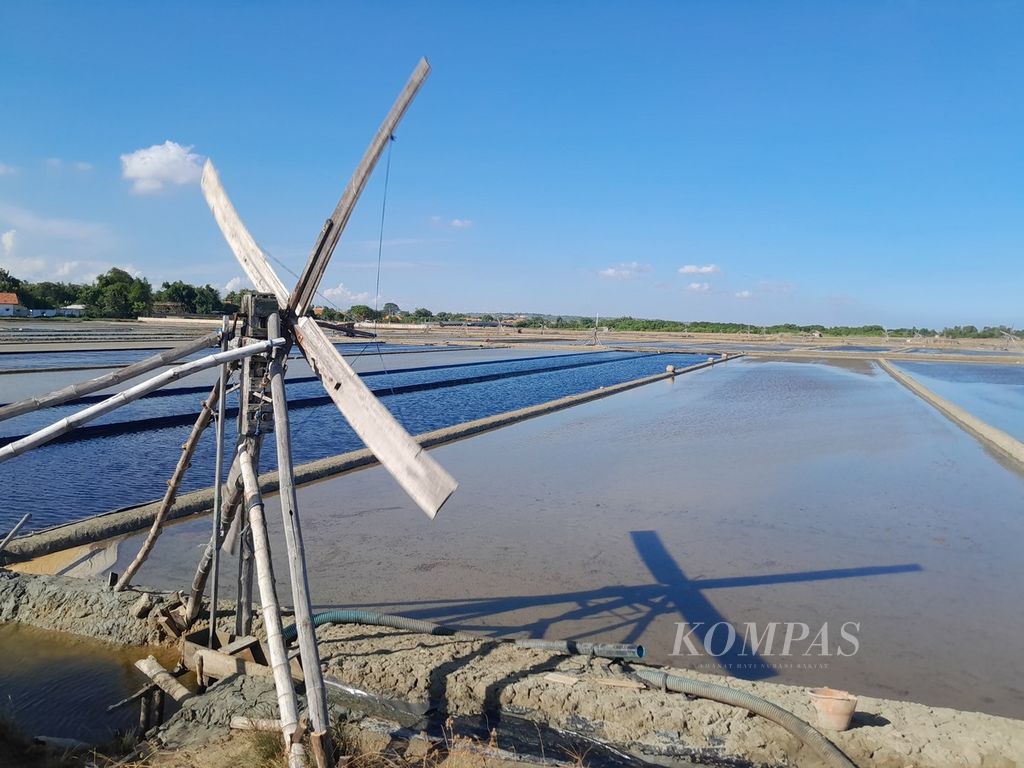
(0, 164, 17, 176)
(450, 218, 472, 229)
(598, 261, 651, 280)
(735, 290, 753, 299)
(45, 158, 62, 170)
(0, 203, 113, 248)
(687, 282, 711, 293)
(1, 229, 15, 257)
(757, 280, 797, 295)
(223, 275, 253, 294)
(120, 140, 203, 194)
(678, 264, 720, 275)
(74, 161, 93, 172)
(54, 260, 141, 282)
(323, 282, 373, 306)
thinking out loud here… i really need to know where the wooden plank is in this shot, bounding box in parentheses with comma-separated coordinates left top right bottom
(0, 331, 219, 423)
(289, 58, 431, 316)
(200, 161, 290, 304)
(134, 656, 192, 703)
(293, 316, 457, 518)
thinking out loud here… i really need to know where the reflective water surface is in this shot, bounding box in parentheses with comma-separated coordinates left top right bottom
(104, 359, 1024, 718)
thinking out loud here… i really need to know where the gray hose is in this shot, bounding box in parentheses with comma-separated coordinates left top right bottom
(288, 611, 850, 766)
(285, 610, 644, 659)
(631, 669, 856, 768)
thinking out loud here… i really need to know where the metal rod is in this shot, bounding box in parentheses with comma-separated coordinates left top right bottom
(0, 330, 220, 423)
(208, 315, 230, 647)
(0, 337, 287, 464)
(0, 513, 31, 553)
(268, 313, 333, 766)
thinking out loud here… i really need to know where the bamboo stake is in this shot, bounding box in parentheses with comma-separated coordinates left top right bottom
(239, 448, 305, 768)
(0, 338, 285, 464)
(268, 313, 333, 768)
(0, 330, 220, 423)
(114, 379, 223, 591)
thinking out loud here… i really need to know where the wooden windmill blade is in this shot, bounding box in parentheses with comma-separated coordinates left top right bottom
(289, 57, 430, 317)
(200, 163, 457, 519)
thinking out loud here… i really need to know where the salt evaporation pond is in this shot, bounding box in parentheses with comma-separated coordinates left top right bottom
(0, 349, 706, 531)
(101, 357, 1024, 719)
(894, 361, 1024, 442)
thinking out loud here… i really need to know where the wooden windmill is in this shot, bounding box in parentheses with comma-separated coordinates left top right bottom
(0, 58, 455, 768)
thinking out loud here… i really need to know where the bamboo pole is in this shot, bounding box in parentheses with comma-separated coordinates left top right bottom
(114, 379, 223, 591)
(209, 316, 230, 644)
(268, 313, 333, 768)
(134, 656, 192, 703)
(238, 448, 305, 768)
(0, 330, 220, 423)
(0, 338, 285, 464)
(0, 513, 31, 553)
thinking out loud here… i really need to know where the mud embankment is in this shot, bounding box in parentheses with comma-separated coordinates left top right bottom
(2, 570, 1021, 768)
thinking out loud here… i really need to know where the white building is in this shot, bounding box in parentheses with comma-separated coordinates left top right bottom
(60, 304, 86, 317)
(0, 292, 28, 317)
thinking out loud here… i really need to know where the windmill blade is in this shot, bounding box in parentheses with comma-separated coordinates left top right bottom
(293, 315, 457, 518)
(289, 58, 431, 317)
(202, 161, 290, 303)
(200, 159, 457, 518)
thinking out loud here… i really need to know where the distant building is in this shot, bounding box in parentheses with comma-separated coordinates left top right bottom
(29, 308, 58, 317)
(60, 304, 86, 317)
(0, 292, 28, 317)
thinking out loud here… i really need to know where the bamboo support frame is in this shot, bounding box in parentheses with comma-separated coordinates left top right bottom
(0, 330, 220, 423)
(239, 448, 305, 768)
(114, 379, 223, 591)
(208, 316, 230, 644)
(268, 313, 333, 767)
(0, 338, 285, 463)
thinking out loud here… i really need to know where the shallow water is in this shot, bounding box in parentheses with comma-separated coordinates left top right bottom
(105, 358, 1024, 718)
(0, 350, 705, 531)
(0, 623, 176, 743)
(895, 361, 1024, 442)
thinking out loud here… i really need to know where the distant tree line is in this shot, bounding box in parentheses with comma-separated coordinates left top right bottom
(0, 267, 1018, 337)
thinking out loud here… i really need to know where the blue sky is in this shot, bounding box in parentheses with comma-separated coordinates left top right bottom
(1, 2, 1021, 327)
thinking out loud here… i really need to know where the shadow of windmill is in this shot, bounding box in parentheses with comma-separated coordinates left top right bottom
(318, 529, 921, 681)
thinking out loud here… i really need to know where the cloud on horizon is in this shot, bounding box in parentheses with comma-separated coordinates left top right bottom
(599, 261, 651, 280)
(687, 282, 711, 293)
(735, 290, 752, 299)
(323, 281, 374, 306)
(121, 141, 203, 194)
(678, 264, 720, 275)
(450, 218, 472, 229)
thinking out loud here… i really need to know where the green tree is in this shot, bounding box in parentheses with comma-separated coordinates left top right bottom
(83, 268, 153, 318)
(348, 304, 382, 321)
(382, 302, 400, 316)
(0, 268, 23, 294)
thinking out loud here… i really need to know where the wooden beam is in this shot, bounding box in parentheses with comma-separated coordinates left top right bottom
(0, 330, 220, 423)
(115, 379, 223, 591)
(289, 58, 431, 316)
